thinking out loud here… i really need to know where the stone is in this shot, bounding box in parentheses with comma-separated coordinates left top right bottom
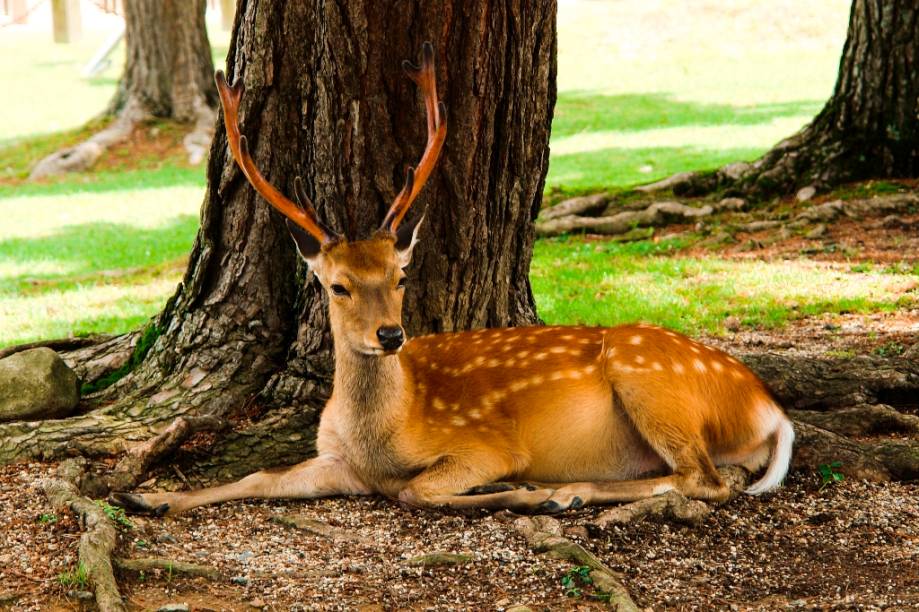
(157, 605, 190, 612)
(0, 348, 80, 422)
(715, 197, 747, 212)
(796, 185, 817, 202)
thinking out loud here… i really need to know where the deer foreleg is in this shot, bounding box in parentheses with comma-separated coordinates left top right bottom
(112, 453, 370, 516)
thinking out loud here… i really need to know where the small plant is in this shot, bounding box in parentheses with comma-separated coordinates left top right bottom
(873, 341, 905, 357)
(561, 565, 592, 598)
(818, 461, 845, 491)
(58, 563, 90, 590)
(37, 513, 58, 525)
(95, 500, 134, 529)
(135, 539, 149, 549)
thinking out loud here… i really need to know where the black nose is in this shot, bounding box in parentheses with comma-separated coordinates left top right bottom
(376, 326, 405, 350)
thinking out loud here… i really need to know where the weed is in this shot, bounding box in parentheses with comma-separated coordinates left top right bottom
(37, 513, 58, 525)
(81, 322, 162, 394)
(58, 563, 90, 590)
(95, 499, 134, 530)
(873, 342, 905, 357)
(818, 462, 845, 491)
(561, 565, 593, 598)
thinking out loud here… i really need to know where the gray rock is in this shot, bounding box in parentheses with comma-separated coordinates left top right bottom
(714, 197, 748, 212)
(0, 348, 80, 422)
(796, 185, 817, 202)
(157, 605, 190, 612)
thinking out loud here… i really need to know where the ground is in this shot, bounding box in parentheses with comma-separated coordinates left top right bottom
(3, 452, 918, 610)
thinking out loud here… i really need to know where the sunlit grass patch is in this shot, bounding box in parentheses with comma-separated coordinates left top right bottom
(532, 238, 919, 335)
(0, 187, 201, 347)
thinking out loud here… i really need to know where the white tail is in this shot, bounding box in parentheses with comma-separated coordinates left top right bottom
(745, 416, 795, 495)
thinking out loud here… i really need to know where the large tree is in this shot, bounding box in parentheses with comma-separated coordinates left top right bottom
(31, 0, 218, 178)
(5, 0, 558, 481)
(662, 0, 919, 198)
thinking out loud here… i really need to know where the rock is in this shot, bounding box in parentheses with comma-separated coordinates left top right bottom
(67, 590, 94, 601)
(796, 199, 844, 223)
(714, 197, 747, 212)
(739, 220, 781, 232)
(231, 575, 249, 586)
(720, 161, 753, 180)
(796, 185, 817, 202)
(0, 348, 80, 422)
(563, 525, 590, 539)
(404, 552, 473, 567)
(155, 533, 178, 544)
(248, 598, 266, 609)
(157, 605, 190, 612)
(724, 316, 742, 332)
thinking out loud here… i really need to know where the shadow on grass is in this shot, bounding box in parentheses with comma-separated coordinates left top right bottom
(0, 215, 199, 291)
(546, 144, 764, 192)
(552, 91, 822, 138)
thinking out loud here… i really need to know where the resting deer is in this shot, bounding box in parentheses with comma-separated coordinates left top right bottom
(113, 43, 794, 517)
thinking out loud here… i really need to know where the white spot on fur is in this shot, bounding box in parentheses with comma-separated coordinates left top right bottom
(651, 361, 663, 371)
(634, 355, 645, 364)
(630, 335, 643, 345)
(549, 346, 566, 354)
(673, 362, 685, 374)
(712, 361, 724, 372)
(693, 359, 707, 372)
(432, 398, 447, 411)
(469, 409, 482, 419)
(451, 416, 467, 426)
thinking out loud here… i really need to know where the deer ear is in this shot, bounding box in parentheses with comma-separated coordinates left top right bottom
(286, 218, 323, 267)
(395, 214, 424, 268)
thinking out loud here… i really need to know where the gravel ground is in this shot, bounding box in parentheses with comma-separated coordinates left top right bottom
(1, 462, 917, 611)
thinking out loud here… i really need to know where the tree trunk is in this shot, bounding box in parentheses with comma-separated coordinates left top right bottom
(108, 0, 217, 121)
(671, 0, 919, 198)
(29, 0, 218, 178)
(12, 1, 558, 471)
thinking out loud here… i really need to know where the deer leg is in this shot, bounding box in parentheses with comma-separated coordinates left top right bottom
(399, 455, 554, 511)
(537, 445, 730, 513)
(111, 453, 370, 516)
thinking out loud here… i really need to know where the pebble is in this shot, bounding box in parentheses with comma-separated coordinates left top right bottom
(157, 605, 190, 612)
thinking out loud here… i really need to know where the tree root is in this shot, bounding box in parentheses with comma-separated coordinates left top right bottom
(514, 515, 638, 610)
(271, 513, 366, 543)
(790, 404, 919, 437)
(41, 459, 126, 612)
(29, 99, 148, 180)
(106, 415, 228, 492)
(114, 557, 221, 581)
(589, 466, 749, 529)
(0, 335, 114, 361)
(535, 200, 713, 237)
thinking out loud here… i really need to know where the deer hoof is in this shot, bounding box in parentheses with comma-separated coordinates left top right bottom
(110, 492, 170, 517)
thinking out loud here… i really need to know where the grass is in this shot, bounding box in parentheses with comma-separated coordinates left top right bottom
(531, 237, 918, 335)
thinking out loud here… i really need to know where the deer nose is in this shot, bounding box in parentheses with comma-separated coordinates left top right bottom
(376, 326, 405, 350)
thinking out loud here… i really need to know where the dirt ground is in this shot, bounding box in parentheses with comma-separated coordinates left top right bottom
(1, 460, 917, 611)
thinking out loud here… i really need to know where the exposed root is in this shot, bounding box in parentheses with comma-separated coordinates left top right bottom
(514, 515, 639, 611)
(790, 404, 919, 437)
(29, 99, 148, 180)
(182, 97, 216, 164)
(41, 459, 126, 612)
(114, 557, 220, 581)
(271, 513, 367, 543)
(589, 466, 749, 529)
(590, 491, 712, 528)
(535, 200, 713, 237)
(0, 335, 114, 361)
(106, 415, 228, 492)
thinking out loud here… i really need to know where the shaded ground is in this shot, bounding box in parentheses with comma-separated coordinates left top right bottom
(2, 461, 917, 610)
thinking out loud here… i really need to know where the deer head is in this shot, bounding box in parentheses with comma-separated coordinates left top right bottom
(215, 43, 446, 356)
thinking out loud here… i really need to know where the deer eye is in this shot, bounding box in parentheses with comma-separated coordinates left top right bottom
(330, 284, 350, 297)
(397, 277, 407, 289)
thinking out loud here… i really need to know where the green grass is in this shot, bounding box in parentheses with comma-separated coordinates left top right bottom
(531, 237, 918, 335)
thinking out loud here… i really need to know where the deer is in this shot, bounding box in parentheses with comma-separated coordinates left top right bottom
(112, 43, 794, 518)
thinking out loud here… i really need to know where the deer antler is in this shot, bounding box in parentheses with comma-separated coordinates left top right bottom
(380, 42, 448, 233)
(215, 71, 336, 245)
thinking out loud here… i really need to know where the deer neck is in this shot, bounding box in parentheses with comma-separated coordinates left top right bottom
(332, 343, 407, 424)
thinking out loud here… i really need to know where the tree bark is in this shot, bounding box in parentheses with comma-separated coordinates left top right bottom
(668, 0, 919, 198)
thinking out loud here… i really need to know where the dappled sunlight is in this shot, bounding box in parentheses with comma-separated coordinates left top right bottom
(532, 239, 918, 335)
(0, 276, 181, 346)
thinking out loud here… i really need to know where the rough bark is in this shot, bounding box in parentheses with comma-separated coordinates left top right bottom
(658, 0, 919, 199)
(30, 0, 217, 179)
